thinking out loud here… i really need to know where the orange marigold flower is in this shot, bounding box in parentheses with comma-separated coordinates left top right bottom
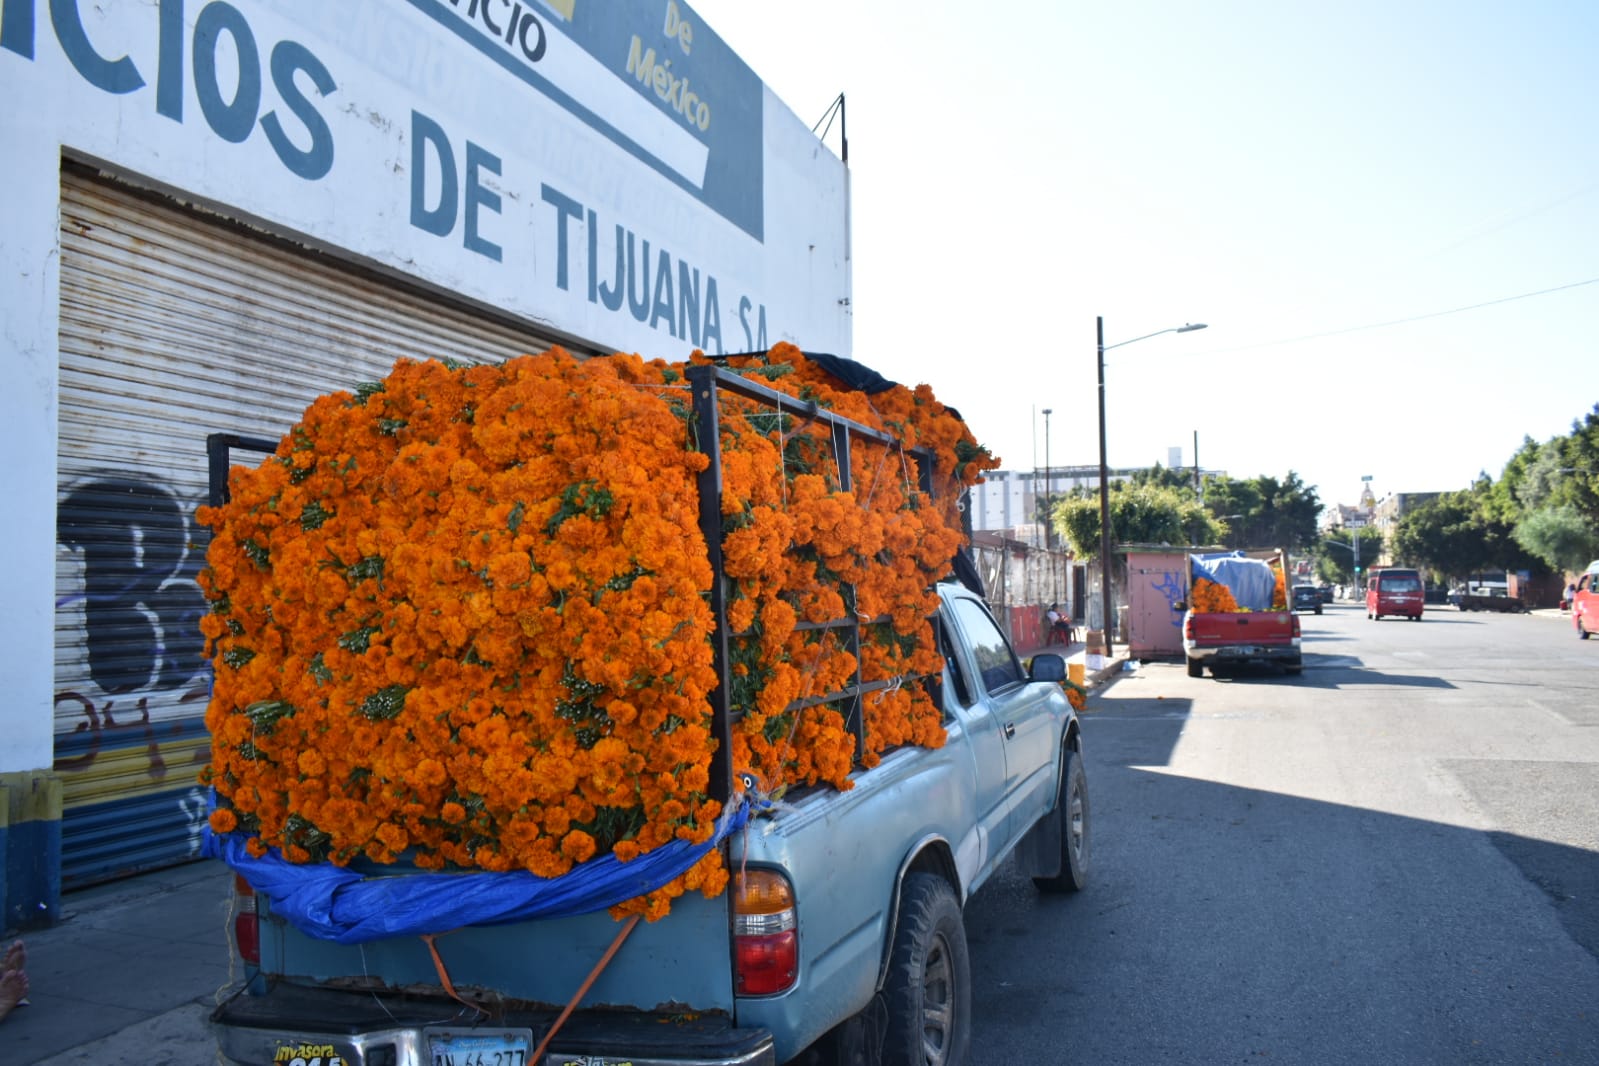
(198, 345, 979, 918)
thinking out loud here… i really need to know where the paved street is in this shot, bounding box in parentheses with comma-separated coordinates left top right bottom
(966, 603, 1599, 1064)
(10, 604, 1597, 1064)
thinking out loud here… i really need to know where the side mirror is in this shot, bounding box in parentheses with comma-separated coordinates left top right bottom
(1029, 653, 1066, 683)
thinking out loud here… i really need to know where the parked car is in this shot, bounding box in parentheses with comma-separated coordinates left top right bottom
(1572, 561, 1599, 639)
(1367, 567, 1425, 621)
(1318, 584, 1335, 604)
(1292, 585, 1323, 614)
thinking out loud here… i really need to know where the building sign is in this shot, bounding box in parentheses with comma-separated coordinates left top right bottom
(0, 0, 849, 356)
(408, 0, 763, 241)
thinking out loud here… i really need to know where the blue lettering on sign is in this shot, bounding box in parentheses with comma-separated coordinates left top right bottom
(0, 0, 336, 180)
(543, 183, 739, 353)
(262, 41, 337, 180)
(737, 295, 767, 353)
(406, 0, 765, 242)
(193, 3, 260, 143)
(409, 110, 503, 262)
(50, 0, 144, 93)
(464, 140, 503, 261)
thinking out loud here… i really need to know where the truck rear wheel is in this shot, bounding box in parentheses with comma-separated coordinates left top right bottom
(882, 874, 970, 1066)
(1032, 749, 1090, 893)
(1186, 657, 1203, 678)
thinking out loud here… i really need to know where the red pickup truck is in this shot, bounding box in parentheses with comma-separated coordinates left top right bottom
(1181, 550, 1302, 678)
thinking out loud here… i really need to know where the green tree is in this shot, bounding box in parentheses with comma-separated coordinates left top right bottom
(1131, 463, 1199, 494)
(1480, 437, 1541, 525)
(1515, 504, 1599, 573)
(1560, 404, 1599, 526)
(1053, 482, 1223, 559)
(1392, 482, 1546, 584)
(1392, 493, 1485, 581)
(1202, 472, 1321, 552)
(1317, 527, 1384, 584)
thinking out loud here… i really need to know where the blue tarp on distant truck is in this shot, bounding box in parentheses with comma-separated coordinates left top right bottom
(1189, 551, 1277, 610)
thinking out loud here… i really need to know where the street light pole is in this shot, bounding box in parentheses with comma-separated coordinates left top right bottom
(1042, 407, 1053, 549)
(1097, 316, 1208, 657)
(1096, 319, 1112, 654)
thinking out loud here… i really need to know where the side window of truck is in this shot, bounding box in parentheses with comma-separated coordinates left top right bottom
(937, 618, 975, 709)
(950, 598, 1025, 694)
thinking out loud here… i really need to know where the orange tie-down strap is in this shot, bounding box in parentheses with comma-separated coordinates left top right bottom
(419, 915, 643, 1057)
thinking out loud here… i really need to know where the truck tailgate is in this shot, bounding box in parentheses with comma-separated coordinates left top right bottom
(257, 885, 736, 1012)
(1188, 610, 1295, 645)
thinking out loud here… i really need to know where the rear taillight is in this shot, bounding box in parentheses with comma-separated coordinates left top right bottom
(232, 873, 260, 965)
(1291, 614, 1301, 637)
(733, 869, 797, 995)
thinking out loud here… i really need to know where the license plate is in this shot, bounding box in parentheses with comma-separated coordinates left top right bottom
(425, 1027, 534, 1066)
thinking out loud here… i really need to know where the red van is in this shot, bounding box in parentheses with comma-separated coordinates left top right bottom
(1572, 561, 1599, 639)
(1366, 567, 1425, 621)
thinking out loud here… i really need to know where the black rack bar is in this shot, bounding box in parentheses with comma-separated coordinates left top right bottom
(687, 363, 940, 803)
(207, 433, 279, 507)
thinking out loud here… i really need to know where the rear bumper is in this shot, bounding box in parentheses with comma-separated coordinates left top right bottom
(1186, 641, 1300, 664)
(213, 982, 776, 1066)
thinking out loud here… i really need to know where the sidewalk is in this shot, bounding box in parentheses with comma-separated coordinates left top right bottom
(5, 857, 236, 1065)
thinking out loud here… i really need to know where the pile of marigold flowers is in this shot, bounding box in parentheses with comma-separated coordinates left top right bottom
(1188, 563, 1289, 613)
(1187, 577, 1241, 613)
(198, 344, 997, 920)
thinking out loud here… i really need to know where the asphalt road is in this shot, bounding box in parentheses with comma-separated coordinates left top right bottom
(965, 603, 1599, 1065)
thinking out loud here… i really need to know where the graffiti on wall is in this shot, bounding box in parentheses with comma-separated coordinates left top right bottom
(55, 477, 212, 781)
(1151, 570, 1187, 628)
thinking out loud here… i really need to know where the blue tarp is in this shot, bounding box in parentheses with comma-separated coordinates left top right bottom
(1190, 551, 1277, 611)
(203, 799, 753, 944)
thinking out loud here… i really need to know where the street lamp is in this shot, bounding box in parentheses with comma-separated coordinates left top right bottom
(1097, 316, 1207, 656)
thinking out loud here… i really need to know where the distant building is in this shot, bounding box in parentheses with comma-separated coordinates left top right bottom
(1321, 487, 1443, 568)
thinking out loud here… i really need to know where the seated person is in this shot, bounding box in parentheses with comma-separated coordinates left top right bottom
(1045, 604, 1075, 644)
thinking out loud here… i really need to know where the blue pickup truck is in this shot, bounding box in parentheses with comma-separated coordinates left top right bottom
(210, 580, 1086, 1066)
(205, 365, 1090, 1066)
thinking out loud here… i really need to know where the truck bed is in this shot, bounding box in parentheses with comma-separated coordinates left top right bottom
(1184, 609, 1301, 676)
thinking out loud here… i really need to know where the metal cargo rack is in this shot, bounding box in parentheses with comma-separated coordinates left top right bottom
(203, 363, 946, 811)
(687, 362, 938, 805)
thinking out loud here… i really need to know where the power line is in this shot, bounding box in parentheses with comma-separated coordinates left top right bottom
(1202, 276, 1599, 355)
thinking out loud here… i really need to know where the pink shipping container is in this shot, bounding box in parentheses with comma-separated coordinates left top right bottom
(1123, 547, 1190, 660)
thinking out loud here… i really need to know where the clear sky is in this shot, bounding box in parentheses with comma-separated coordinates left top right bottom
(687, 0, 1599, 515)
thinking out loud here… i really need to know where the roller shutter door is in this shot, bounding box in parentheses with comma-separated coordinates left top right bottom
(54, 165, 588, 887)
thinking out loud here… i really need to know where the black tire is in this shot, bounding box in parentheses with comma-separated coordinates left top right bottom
(1032, 749, 1090, 893)
(882, 874, 971, 1066)
(1186, 657, 1203, 678)
(1314, 606, 1322, 615)
(1580, 620, 1590, 640)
